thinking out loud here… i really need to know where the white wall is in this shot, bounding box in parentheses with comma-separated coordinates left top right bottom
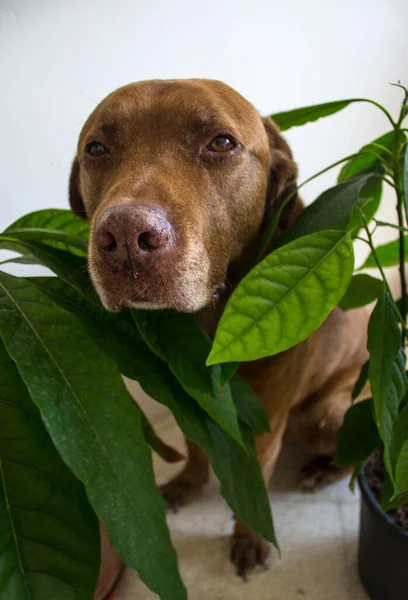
(1, 0, 407, 249)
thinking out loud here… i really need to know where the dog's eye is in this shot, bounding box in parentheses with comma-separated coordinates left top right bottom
(86, 141, 109, 156)
(207, 135, 236, 152)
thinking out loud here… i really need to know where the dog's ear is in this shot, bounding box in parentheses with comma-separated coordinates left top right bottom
(262, 117, 302, 230)
(69, 157, 87, 218)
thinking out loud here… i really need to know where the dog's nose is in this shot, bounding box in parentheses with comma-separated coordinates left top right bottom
(95, 205, 173, 268)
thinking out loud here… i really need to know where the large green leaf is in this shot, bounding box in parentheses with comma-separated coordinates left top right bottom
(4, 209, 89, 256)
(270, 99, 358, 131)
(0, 272, 186, 600)
(338, 131, 400, 182)
(25, 278, 183, 462)
(133, 311, 243, 445)
(335, 399, 381, 467)
(26, 276, 141, 352)
(22, 277, 277, 549)
(360, 236, 408, 270)
(207, 230, 354, 365)
(339, 274, 383, 310)
(141, 366, 278, 548)
(0, 339, 100, 599)
(27, 277, 264, 443)
(274, 173, 376, 251)
(367, 292, 408, 475)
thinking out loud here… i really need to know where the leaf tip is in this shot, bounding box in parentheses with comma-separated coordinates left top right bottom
(206, 351, 218, 367)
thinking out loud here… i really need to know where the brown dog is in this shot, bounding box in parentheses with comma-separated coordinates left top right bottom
(69, 79, 369, 576)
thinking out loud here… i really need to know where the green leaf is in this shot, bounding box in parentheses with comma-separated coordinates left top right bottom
(339, 274, 383, 310)
(334, 399, 381, 467)
(4, 209, 89, 256)
(390, 403, 408, 495)
(275, 174, 376, 250)
(346, 174, 383, 235)
(23, 282, 276, 546)
(26, 276, 140, 344)
(270, 99, 358, 131)
(0, 239, 91, 294)
(229, 375, 270, 433)
(23, 279, 165, 411)
(368, 292, 408, 475)
(0, 272, 186, 600)
(359, 236, 408, 270)
(3, 228, 88, 255)
(338, 131, 400, 182)
(132, 311, 243, 446)
(352, 360, 370, 401)
(143, 368, 278, 548)
(208, 230, 354, 365)
(0, 254, 40, 267)
(0, 339, 100, 599)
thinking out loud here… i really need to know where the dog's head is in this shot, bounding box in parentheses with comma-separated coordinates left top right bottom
(70, 79, 298, 312)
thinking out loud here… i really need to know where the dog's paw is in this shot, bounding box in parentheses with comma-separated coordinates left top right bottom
(298, 456, 351, 492)
(160, 475, 203, 512)
(230, 533, 270, 581)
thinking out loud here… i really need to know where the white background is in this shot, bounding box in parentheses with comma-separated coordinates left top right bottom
(1, 0, 407, 256)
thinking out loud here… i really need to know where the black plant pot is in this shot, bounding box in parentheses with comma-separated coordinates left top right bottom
(358, 469, 408, 600)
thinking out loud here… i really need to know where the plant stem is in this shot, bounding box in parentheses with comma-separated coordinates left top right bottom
(359, 99, 396, 129)
(374, 219, 408, 233)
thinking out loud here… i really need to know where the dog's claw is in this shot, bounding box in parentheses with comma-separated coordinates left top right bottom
(230, 533, 270, 580)
(237, 568, 248, 582)
(260, 559, 269, 571)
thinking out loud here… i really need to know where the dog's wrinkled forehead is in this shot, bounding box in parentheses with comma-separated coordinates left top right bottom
(78, 79, 269, 154)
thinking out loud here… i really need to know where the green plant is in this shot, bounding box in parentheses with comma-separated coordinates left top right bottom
(208, 83, 408, 512)
(0, 212, 274, 598)
(0, 83, 406, 599)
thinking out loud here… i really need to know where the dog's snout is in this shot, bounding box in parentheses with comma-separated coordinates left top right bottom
(95, 205, 173, 269)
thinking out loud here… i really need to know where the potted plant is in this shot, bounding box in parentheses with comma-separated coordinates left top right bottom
(0, 82, 406, 599)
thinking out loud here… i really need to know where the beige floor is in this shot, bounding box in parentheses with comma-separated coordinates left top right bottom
(117, 388, 370, 600)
